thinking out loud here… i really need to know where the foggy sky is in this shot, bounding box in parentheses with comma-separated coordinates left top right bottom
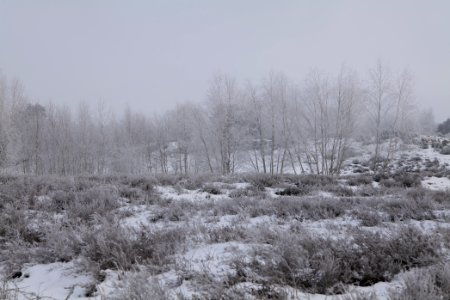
(1, 0, 449, 121)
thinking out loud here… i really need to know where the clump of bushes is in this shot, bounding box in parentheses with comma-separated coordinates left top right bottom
(440, 145, 450, 155)
(65, 185, 120, 221)
(275, 185, 310, 196)
(373, 172, 422, 188)
(243, 226, 442, 294)
(390, 262, 450, 300)
(346, 175, 373, 186)
(379, 194, 435, 221)
(201, 184, 222, 195)
(81, 220, 186, 272)
(352, 209, 381, 227)
(245, 174, 281, 190)
(228, 186, 266, 198)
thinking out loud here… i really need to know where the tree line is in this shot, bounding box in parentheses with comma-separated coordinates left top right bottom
(0, 62, 436, 176)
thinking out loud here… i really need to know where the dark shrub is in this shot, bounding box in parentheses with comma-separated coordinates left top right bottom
(346, 175, 373, 186)
(201, 184, 222, 195)
(441, 145, 450, 155)
(245, 174, 280, 190)
(392, 172, 422, 188)
(352, 209, 382, 227)
(229, 186, 265, 198)
(275, 185, 309, 196)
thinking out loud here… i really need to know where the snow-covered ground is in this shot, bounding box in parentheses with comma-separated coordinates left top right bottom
(6, 262, 92, 300)
(422, 176, 450, 191)
(1, 142, 450, 300)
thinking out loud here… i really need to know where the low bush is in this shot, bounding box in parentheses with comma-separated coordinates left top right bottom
(440, 145, 450, 155)
(429, 190, 450, 206)
(376, 193, 436, 221)
(389, 262, 450, 300)
(81, 220, 186, 272)
(244, 226, 441, 294)
(244, 174, 281, 190)
(108, 271, 168, 300)
(346, 175, 373, 186)
(323, 184, 355, 197)
(228, 186, 266, 198)
(275, 185, 310, 196)
(66, 185, 120, 221)
(201, 184, 222, 195)
(352, 209, 382, 227)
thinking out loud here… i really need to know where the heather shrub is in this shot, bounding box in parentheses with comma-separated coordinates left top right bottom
(273, 197, 346, 220)
(440, 145, 450, 155)
(346, 175, 373, 186)
(245, 174, 281, 190)
(389, 262, 450, 300)
(155, 174, 184, 186)
(228, 186, 265, 198)
(81, 220, 185, 271)
(352, 209, 382, 227)
(108, 271, 168, 300)
(66, 185, 120, 221)
(323, 184, 355, 197)
(244, 226, 441, 294)
(201, 184, 222, 195)
(377, 195, 435, 221)
(275, 185, 310, 196)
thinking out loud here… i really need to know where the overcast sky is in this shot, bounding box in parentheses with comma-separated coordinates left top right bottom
(0, 0, 449, 121)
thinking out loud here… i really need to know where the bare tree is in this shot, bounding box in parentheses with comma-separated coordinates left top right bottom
(207, 74, 240, 174)
(366, 60, 393, 170)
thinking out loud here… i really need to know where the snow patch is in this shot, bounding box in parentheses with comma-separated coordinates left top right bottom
(9, 262, 92, 300)
(422, 176, 450, 191)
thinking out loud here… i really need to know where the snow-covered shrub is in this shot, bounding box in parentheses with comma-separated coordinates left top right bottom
(275, 197, 347, 220)
(393, 172, 422, 188)
(108, 271, 168, 300)
(245, 173, 281, 190)
(356, 185, 380, 197)
(375, 172, 422, 188)
(0, 278, 19, 300)
(352, 209, 382, 227)
(244, 226, 441, 294)
(81, 220, 186, 272)
(180, 173, 219, 190)
(219, 196, 347, 221)
(275, 185, 310, 196)
(155, 174, 185, 186)
(376, 196, 435, 221)
(440, 145, 450, 155)
(118, 186, 145, 202)
(345, 175, 373, 186)
(389, 262, 450, 300)
(204, 225, 247, 243)
(228, 186, 266, 198)
(339, 291, 378, 300)
(201, 184, 222, 195)
(0, 203, 40, 244)
(66, 185, 120, 221)
(40, 222, 83, 263)
(228, 197, 273, 218)
(428, 190, 450, 205)
(323, 184, 355, 197)
(296, 174, 336, 187)
(152, 201, 197, 222)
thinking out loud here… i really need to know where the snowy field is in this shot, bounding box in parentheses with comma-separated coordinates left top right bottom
(1, 144, 450, 300)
